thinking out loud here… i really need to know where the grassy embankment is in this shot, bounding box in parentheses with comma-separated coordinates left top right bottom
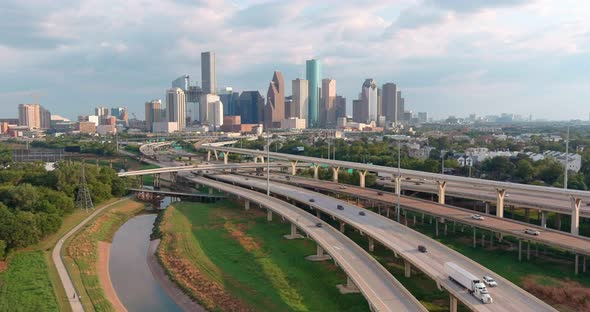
(157, 200, 369, 312)
(62, 199, 146, 312)
(0, 199, 120, 312)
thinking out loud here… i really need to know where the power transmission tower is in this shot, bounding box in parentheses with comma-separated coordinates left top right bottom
(75, 165, 94, 212)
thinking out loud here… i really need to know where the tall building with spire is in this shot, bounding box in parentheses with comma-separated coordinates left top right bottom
(166, 88, 186, 130)
(306, 59, 321, 128)
(265, 71, 285, 129)
(201, 52, 216, 94)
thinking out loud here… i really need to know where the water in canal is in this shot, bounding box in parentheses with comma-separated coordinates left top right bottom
(109, 198, 182, 312)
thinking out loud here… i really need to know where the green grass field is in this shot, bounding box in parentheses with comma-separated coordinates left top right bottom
(161, 200, 369, 312)
(0, 252, 58, 312)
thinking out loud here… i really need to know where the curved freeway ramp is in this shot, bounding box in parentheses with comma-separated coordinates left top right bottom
(210, 174, 557, 312)
(186, 176, 427, 312)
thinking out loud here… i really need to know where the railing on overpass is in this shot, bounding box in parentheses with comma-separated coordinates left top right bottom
(203, 146, 590, 236)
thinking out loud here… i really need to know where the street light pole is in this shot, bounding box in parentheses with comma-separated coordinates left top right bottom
(564, 126, 569, 190)
(396, 137, 401, 223)
(266, 129, 270, 196)
(441, 150, 446, 175)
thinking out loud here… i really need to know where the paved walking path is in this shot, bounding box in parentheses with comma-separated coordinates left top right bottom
(52, 198, 129, 312)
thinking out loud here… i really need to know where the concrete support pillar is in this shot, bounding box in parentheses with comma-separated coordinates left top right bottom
(449, 294, 458, 312)
(571, 197, 581, 236)
(313, 165, 319, 180)
(339, 221, 345, 233)
(404, 260, 411, 278)
(267, 209, 272, 221)
(444, 222, 448, 236)
(332, 167, 340, 183)
(490, 232, 494, 247)
(472, 227, 476, 248)
(244, 200, 250, 211)
(437, 181, 447, 204)
(208, 187, 213, 195)
(525, 208, 530, 223)
(518, 239, 522, 262)
(368, 237, 375, 252)
(584, 256, 587, 273)
(358, 170, 367, 188)
(413, 215, 417, 226)
(259, 156, 265, 164)
(306, 244, 331, 262)
(290, 161, 298, 176)
(337, 276, 360, 294)
(207, 150, 211, 161)
(435, 220, 439, 237)
(109, 159, 113, 169)
(284, 223, 303, 239)
(153, 173, 161, 189)
(394, 176, 402, 196)
(557, 213, 562, 230)
(527, 241, 531, 261)
(496, 189, 506, 218)
(223, 152, 230, 164)
(316, 210, 321, 218)
(213, 149, 219, 160)
(575, 254, 579, 275)
(541, 211, 547, 228)
(485, 202, 490, 215)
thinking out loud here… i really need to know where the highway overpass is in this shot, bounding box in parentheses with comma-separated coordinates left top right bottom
(267, 174, 590, 272)
(206, 173, 556, 312)
(202, 146, 590, 236)
(185, 176, 427, 312)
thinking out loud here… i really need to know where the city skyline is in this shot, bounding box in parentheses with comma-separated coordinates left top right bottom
(0, 0, 589, 120)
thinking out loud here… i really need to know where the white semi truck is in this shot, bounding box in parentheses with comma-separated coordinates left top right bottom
(445, 262, 493, 304)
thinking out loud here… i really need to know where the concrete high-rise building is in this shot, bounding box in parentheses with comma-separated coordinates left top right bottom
(201, 52, 216, 94)
(320, 78, 336, 128)
(18, 104, 41, 129)
(199, 93, 222, 125)
(306, 59, 321, 128)
(186, 85, 203, 123)
(265, 71, 285, 129)
(238, 91, 264, 124)
(166, 88, 186, 130)
(40, 106, 51, 129)
(172, 75, 190, 91)
(291, 78, 308, 120)
(377, 88, 382, 117)
(95, 107, 109, 117)
(397, 91, 404, 121)
(284, 96, 293, 118)
(382, 83, 398, 124)
(145, 100, 163, 132)
(361, 79, 378, 123)
(418, 112, 428, 123)
(335, 96, 346, 119)
(207, 100, 224, 130)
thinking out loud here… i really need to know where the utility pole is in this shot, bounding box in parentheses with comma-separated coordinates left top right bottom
(564, 126, 570, 189)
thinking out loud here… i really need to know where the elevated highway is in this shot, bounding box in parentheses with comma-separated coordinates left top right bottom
(202, 146, 590, 235)
(185, 176, 427, 312)
(269, 174, 590, 267)
(207, 173, 557, 312)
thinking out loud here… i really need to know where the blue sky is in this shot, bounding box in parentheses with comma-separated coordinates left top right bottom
(0, 0, 589, 120)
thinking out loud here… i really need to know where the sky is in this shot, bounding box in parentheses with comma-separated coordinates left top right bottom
(0, 0, 589, 120)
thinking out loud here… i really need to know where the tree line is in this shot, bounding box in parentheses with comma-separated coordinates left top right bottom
(0, 157, 127, 257)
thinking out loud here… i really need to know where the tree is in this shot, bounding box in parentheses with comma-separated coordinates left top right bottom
(514, 159, 535, 182)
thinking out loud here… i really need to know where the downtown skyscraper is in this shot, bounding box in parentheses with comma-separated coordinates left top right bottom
(306, 59, 321, 128)
(320, 78, 336, 128)
(265, 71, 285, 129)
(201, 52, 216, 94)
(166, 88, 186, 130)
(382, 82, 398, 124)
(291, 78, 308, 120)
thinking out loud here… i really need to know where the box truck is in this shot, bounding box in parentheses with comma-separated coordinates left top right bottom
(445, 262, 493, 304)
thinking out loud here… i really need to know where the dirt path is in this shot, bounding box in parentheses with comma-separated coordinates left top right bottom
(97, 241, 127, 312)
(146, 239, 207, 312)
